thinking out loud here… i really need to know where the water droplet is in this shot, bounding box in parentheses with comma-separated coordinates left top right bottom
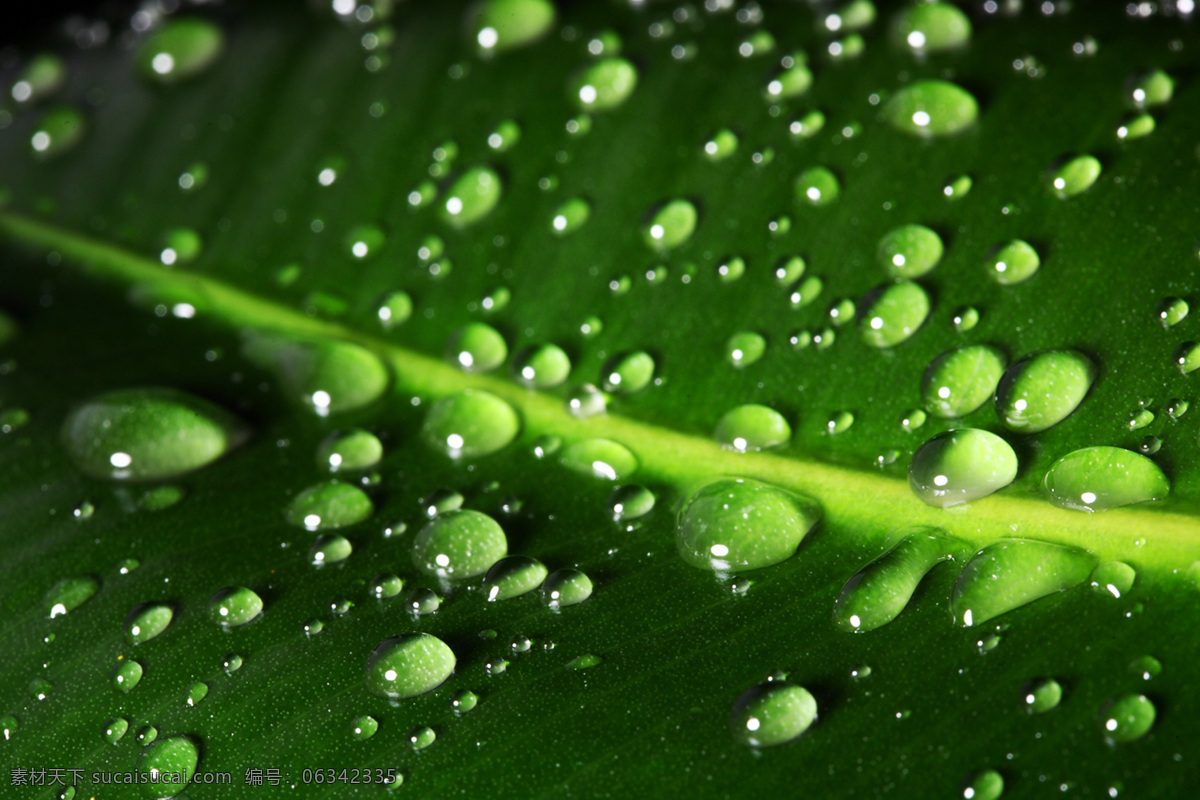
(789, 110, 826, 139)
(62, 388, 245, 481)
(876, 224, 944, 278)
(715, 405, 791, 452)
(422, 390, 520, 459)
(794, 167, 840, 206)
(315, 429, 383, 473)
(29, 106, 86, 158)
(441, 166, 502, 228)
(909, 429, 1018, 508)
(730, 682, 817, 747)
(549, 197, 590, 235)
(208, 586, 263, 627)
(0, 407, 29, 433)
(883, 80, 978, 137)
(186, 682, 209, 707)
(446, 690, 479, 715)
(892, 2, 972, 52)
(377, 291, 413, 330)
(951, 539, 1094, 626)
(764, 53, 813, 100)
(471, 0, 555, 53)
(447, 322, 507, 373)
(1128, 408, 1154, 432)
(486, 658, 509, 675)
(828, 298, 856, 327)
(286, 481, 373, 530)
(310, 534, 353, 565)
(412, 509, 507, 579)
(726, 332, 766, 367)
(541, 568, 593, 609)
(704, 129, 739, 161)
(901, 409, 927, 433)
(995, 350, 1095, 432)
(961, 769, 1004, 800)
(46, 575, 99, 618)
(1100, 694, 1156, 742)
(826, 410, 855, 434)
(243, 334, 390, 415)
(1127, 69, 1173, 109)
(112, 658, 144, 691)
(104, 717, 128, 744)
(921, 346, 1006, 419)
(566, 384, 607, 418)
(569, 58, 638, 111)
(677, 478, 819, 571)
(483, 555, 548, 601)
(1167, 398, 1188, 420)
(985, 239, 1040, 285)
(560, 438, 637, 480)
(566, 654, 602, 670)
(137, 18, 224, 84)
(717, 256, 746, 283)
(1044, 447, 1169, 512)
(834, 529, 958, 632)
(643, 199, 697, 250)
(1049, 155, 1102, 198)
(1022, 678, 1063, 713)
(222, 653, 243, 673)
(1091, 561, 1137, 598)
(1116, 113, 1155, 141)
(408, 725, 437, 750)
(27, 677, 52, 701)
(603, 351, 655, 394)
(137, 735, 199, 796)
(125, 603, 174, 645)
(134, 724, 158, 747)
(10, 53, 67, 104)
(859, 281, 930, 348)
(790, 276, 824, 308)
(608, 484, 656, 522)
(73, 501, 95, 523)
(943, 174, 972, 199)
(1128, 655, 1162, 681)
(952, 306, 980, 332)
(422, 488, 464, 518)
(1156, 297, 1188, 327)
(365, 633, 455, 699)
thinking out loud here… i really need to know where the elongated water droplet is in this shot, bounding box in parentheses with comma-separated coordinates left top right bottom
(952, 306, 980, 332)
(677, 478, 819, 571)
(943, 174, 972, 199)
(883, 80, 977, 137)
(715, 405, 791, 452)
(208, 586, 263, 627)
(922, 346, 1006, 419)
(186, 682, 208, 707)
(317, 429, 382, 473)
(1044, 447, 1169, 512)
(643, 199, 697, 250)
(112, 659, 143, 692)
(137, 735, 199, 796)
(717, 256, 746, 283)
(471, 0, 555, 53)
(795, 167, 840, 206)
(827, 298, 856, 327)
(1175, 341, 1200, 374)
(369, 573, 404, 600)
(730, 682, 817, 747)
(704, 129, 739, 161)
(603, 351, 655, 394)
(137, 18, 224, 84)
(789, 110, 825, 139)
(909, 429, 1017, 508)
(1022, 678, 1063, 713)
(566, 384, 607, 417)
(30, 106, 85, 158)
(1116, 113, 1155, 141)
(790, 275, 824, 307)
(1156, 297, 1188, 327)
(422, 390, 520, 458)
(351, 715, 378, 741)
(412, 509, 507, 579)
(483, 555, 548, 601)
(550, 197, 590, 235)
(1, 715, 16, 741)
(608, 484, 656, 522)
(487, 118, 521, 151)
(764, 53, 813, 100)
(726, 332, 766, 367)
(243, 334, 389, 416)
(135, 724, 158, 747)
(310, 534, 352, 565)
(892, 3, 972, 52)
(859, 281, 930, 348)
(405, 587, 439, 616)
(1049, 155, 1101, 198)
(451, 689, 479, 713)
(541, 568, 593, 610)
(376, 291, 412, 329)
(441, 167, 502, 228)
(986, 240, 1040, 285)
(62, 388, 245, 481)
(46, 576, 99, 618)
(125, 603, 174, 644)
(104, 717, 129, 744)
(826, 410, 854, 434)
(560, 438, 637, 481)
(1091, 561, 1136, 598)
(877, 224, 944, 278)
(995, 350, 1095, 432)
(408, 725, 437, 750)
(1128, 655, 1162, 681)
(366, 633, 455, 699)
(961, 769, 1004, 800)
(1127, 69, 1173, 109)
(1101, 694, 1156, 742)
(447, 322, 507, 372)
(951, 539, 1095, 626)
(286, 481, 374, 530)
(901, 408, 927, 432)
(422, 488, 464, 518)
(1128, 408, 1154, 431)
(566, 653, 602, 670)
(11, 52, 66, 104)
(834, 529, 958, 632)
(569, 58, 638, 111)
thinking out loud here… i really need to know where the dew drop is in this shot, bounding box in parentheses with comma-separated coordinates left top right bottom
(943, 174, 972, 199)
(29, 106, 86, 159)
(677, 478, 819, 571)
(483, 555, 548, 601)
(471, 0, 555, 53)
(316, 429, 382, 473)
(112, 659, 143, 692)
(1156, 297, 1188, 328)
(136, 735, 199, 796)
(826, 410, 855, 434)
(901, 409, 927, 432)
(859, 281, 930, 348)
(1175, 341, 1200, 374)
(892, 3, 972, 52)
(909, 429, 1018, 508)
(1128, 655, 1162, 681)
(876, 224, 944, 278)
(603, 351, 655, 394)
(828, 298, 856, 327)
(441, 167, 502, 228)
(412, 509, 507, 579)
(716, 256, 746, 283)
(242, 334, 390, 415)
(726, 332, 766, 367)
(775, 256, 806, 284)
(422, 488, 465, 518)
(422, 390, 520, 458)
(104, 717, 129, 744)
(789, 110, 825, 139)
(451, 689, 479, 713)
(408, 725, 437, 750)
(1100, 694, 1156, 742)
(560, 438, 637, 481)
(715, 404, 791, 452)
(46, 576, 99, 618)
(952, 306, 980, 332)
(447, 322, 507, 372)
(369, 573, 404, 600)
(208, 586, 263, 627)
(303, 618, 324, 636)
(883, 80, 978, 137)
(1127, 69, 1173, 109)
(286, 481, 373, 531)
(222, 653, 243, 673)
(794, 167, 840, 206)
(10, 53, 67, 104)
(961, 769, 1004, 800)
(834, 529, 958, 632)
(643, 199, 698, 250)
(366, 633, 456, 699)
(1090, 561, 1136, 598)
(951, 539, 1095, 626)
(137, 18, 224, 84)
(730, 682, 817, 747)
(569, 58, 638, 111)
(135, 724, 158, 747)
(125, 603, 174, 645)
(764, 53, 813, 100)
(566, 384, 607, 418)
(376, 291, 413, 330)
(1049, 155, 1102, 198)
(1022, 678, 1063, 714)
(790, 276, 825, 308)
(704, 129, 739, 161)
(1116, 113, 1155, 141)
(995, 350, 1095, 432)
(551, 197, 590, 235)
(541, 568, 593, 610)
(1044, 447, 1169, 512)
(921, 346, 1006, 419)
(608, 484, 656, 522)
(310, 534, 353, 565)
(186, 682, 209, 707)
(985, 239, 1040, 285)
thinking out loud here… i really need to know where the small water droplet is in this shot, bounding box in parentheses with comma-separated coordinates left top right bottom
(186, 682, 209, 707)
(909, 429, 1018, 508)
(134, 724, 158, 747)
(560, 438, 637, 480)
(471, 0, 555, 53)
(1044, 447, 1169, 512)
(137, 735, 199, 794)
(859, 281, 930, 348)
(775, 256, 806, 284)
(421, 488, 464, 518)
(986, 239, 1040, 285)
(566, 653, 602, 670)
(892, 2, 972, 52)
(486, 118, 521, 151)
(827, 298, 856, 327)
(376, 291, 413, 330)
(29, 106, 86, 158)
(789, 110, 825, 139)
(834, 529, 958, 631)
(1156, 297, 1188, 327)
(883, 80, 978, 137)
(451, 689, 479, 714)
(922, 346, 1006, 419)
(961, 769, 1004, 800)
(1127, 69, 1173, 109)
(541, 568, 593, 610)
(103, 717, 128, 744)
(285, 481, 374, 530)
(715, 405, 791, 452)
(1100, 694, 1156, 742)
(1022, 678, 1064, 713)
(826, 410, 855, 434)
(483, 555, 548, 601)
(1128, 408, 1155, 431)
(951, 539, 1095, 626)
(137, 18, 224, 84)
(764, 52, 813, 100)
(1128, 655, 1162, 681)
(643, 199, 698, 250)
(603, 351, 655, 394)
(1049, 155, 1102, 198)
(726, 332, 766, 367)
(551, 197, 591, 235)
(900, 409, 927, 432)
(10, 52, 67, 104)
(704, 128, 739, 161)
(794, 167, 840, 206)
(876, 224, 944, 278)
(1090, 561, 1137, 598)
(952, 306, 980, 332)
(441, 166, 502, 228)
(566, 384, 607, 417)
(208, 586, 263, 627)
(125, 603, 174, 645)
(422, 390, 520, 458)
(569, 57, 638, 110)
(447, 322, 507, 372)
(365, 633, 455, 699)
(46, 575, 99, 618)
(1116, 113, 1155, 141)
(995, 350, 1096, 432)
(943, 174, 972, 199)
(677, 478, 819, 571)
(412, 509, 507, 579)
(310, 534, 353, 565)
(112, 659, 144, 691)
(303, 618, 324, 636)
(222, 653, 243, 673)
(730, 682, 818, 747)
(789, 276, 824, 308)
(408, 725, 437, 750)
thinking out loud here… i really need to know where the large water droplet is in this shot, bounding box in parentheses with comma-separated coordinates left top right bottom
(995, 350, 1095, 432)
(243, 334, 389, 416)
(470, 0, 556, 53)
(794, 167, 840, 206)
(422, 390, 520, 458)
(921, 346, 1006, 418)
(136, 735, 199, 797)
(541, 568, 593, 609)
(569, 58, 638, 111)
(1049, 155, 1102, 198)
(715, 405, 791, 452)
(365, 633, 456, 699)
(317, 429, 383, 473)
(412, 509, 507, 579)
(441, 167, 502, 228)
(677, 478, 819, 571)
(125, 603, 174, 644)
(883, 80, 977, 137)
(603, 351, 655, 394)
(834, 529, 958, 632)
(447, 322, 507, 372)
(46, 576, 99, 618)
(208, 586, 263, 627)
(285, 481, 374, 530)
(30, 106, 86, 158)
(137, 18, 224, 84)
(483, 555, 548, 601)
(951, 539, 1095, 626)
(643, 199, 697, 250)
(1022, 678, 1063, 714)
(1044, 447, 1169, 512)
(1100, 694, 1156, 742)
(985, 240, 1040, 286)
(892, 3, 972, 52)
(876, 224, 944, 278)
(859, 281, 930, 348)
(730, 682, 817, 747)
(62, 388, 245, 481)
(560, 438, 637, 480)
(909, 429, 1017, 508)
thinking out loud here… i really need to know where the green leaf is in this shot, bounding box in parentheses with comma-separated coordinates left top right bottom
(1, 2, 1199, 797)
